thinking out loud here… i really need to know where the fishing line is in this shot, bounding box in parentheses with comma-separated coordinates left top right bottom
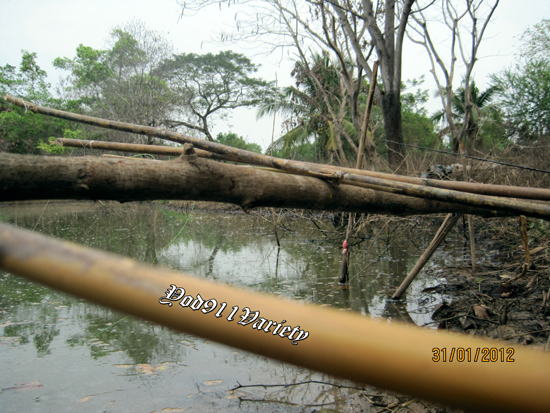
(152, 202, 195, 264)
(32, 200, 50, 232)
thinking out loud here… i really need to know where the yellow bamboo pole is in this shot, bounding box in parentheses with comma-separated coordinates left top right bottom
(0, 222, 549, 412)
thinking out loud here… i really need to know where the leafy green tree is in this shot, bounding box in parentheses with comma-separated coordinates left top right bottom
(1, 50, 51, 104)
(215, 132, 262, 153)
(492, 19, 550, 142)
(518, 18, 550, 63)
(54, 21, 176, 144)
(160, 51, 272, 142)
(400, 77, 438, 150)
(431, 81, 501, 153)
(0, 51, 74, 154)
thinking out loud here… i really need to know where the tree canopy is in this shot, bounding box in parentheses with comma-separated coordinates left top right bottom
(54, 23, 272, 144)
(258, 53, 357, 163)
(215, 132, 262, 153)
(0, 51, 73, 154)
(160, 50, 272, 141)
(492, 19, 550, 143)
(54, 21, 176, 144)
(4, 10, 548, 171)
(431, 81, 502, 153)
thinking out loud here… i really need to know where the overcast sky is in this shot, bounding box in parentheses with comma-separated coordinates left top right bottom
(2, 0, 549, 150)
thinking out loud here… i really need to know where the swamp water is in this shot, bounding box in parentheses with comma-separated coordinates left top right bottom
(1, 202, 475, 412)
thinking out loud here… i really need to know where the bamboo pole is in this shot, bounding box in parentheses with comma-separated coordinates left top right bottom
(1, 222, 550, 412)
(340, 62, 379, 284)
(55, 138, 239, 162)
(392, 213, 463, 299)
(4, 95, 550, 220)
(355, 61, 379, 171)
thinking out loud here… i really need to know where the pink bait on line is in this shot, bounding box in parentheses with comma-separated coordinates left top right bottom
(342, 240, 348, 250)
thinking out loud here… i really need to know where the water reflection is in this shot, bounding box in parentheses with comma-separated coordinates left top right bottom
(0, 201, 465, 412)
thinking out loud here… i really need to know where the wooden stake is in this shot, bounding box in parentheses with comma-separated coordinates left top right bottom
(504, 216, 531, 287)
(392, 213, 462, 299)
(469, 214, 477, 272)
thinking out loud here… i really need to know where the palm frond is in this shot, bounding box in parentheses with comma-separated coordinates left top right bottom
(477, 85, 501, 109)
(269, 124, 313, 154)
(323, 121, 338, 151)
(342, 119, 358, 141)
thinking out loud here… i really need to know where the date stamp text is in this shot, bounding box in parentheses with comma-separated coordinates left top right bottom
(432, 347, 515, 362)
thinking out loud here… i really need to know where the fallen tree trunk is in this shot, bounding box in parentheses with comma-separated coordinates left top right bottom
(5, 96, 550, 219)
(56, 138, 550, 202)
(0, 151, 506, 217)
(55, 137, 550, 201)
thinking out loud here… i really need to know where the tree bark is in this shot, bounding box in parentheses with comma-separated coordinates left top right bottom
(0, 151, 507, 217)
(54, 138, 550, 202)
(381, 87, 405, 169)
(330, 0, 413, 169)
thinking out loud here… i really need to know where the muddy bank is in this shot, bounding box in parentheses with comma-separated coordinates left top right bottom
(423, 219, 549, 349)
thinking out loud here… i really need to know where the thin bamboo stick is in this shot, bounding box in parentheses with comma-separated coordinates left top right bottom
(356, 60, 379, 171)
(1, 222, 549, 412)
(392, 213, 462, 299)
(55, 138, 241, 162)
(340, 62, 379, 284)
(4, 95, 550, 220)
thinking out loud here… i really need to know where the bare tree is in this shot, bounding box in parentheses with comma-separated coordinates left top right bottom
(408, 0, 500, 153)
(323, 0, 416, 170)
(177, 0, 384, 168)
(408, 0, 499, 273)
(54, 20, 177, 145)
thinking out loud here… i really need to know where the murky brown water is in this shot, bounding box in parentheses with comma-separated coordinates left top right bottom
(0, 201, 472, 412)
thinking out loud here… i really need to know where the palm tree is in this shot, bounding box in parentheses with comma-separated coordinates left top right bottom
(257, 54, 358, 163)
(432, 81, 501, 153)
